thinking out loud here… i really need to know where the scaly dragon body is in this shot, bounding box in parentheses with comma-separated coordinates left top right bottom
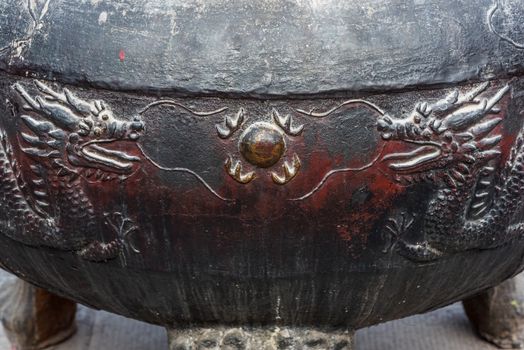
(0, 81, 144, 261)
(1, 80, 522, 263)
(379, 82, 524, 261)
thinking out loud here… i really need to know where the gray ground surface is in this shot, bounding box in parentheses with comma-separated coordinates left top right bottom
(0, 270, 501, 350)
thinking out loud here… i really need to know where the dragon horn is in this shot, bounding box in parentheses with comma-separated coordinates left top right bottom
(14, 83, 41, 110)
(20, 132, 46, 147)
(477, 135, 502, 150)
(457, 81, 490, 104)
(468, 117, 502, 139)
(21, 115, 53, 135)
(442, 85, 509, 132)
(64, 89, 96, 115)
(34, 96, 79, 130)
(485, 85, 510, 112)
(35, 81, 64, 100)
(442, 99, 488, 131)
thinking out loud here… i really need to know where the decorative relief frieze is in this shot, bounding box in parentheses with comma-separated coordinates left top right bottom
(0, 80, 522, 263)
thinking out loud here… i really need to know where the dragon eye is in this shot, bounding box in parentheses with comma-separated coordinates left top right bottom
(69, 133, 79, 143)
(93, 127, 102, 136)
(422, 130, 432, 139)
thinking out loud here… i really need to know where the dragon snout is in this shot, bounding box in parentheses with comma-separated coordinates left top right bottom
(377, 115, 393, 132)
(131, 121, 144, 132)
(108, 116, 144, 140)
(131, 116, 144, 131)
(377, 115, 395, 139)
(128, 117, 144, 140)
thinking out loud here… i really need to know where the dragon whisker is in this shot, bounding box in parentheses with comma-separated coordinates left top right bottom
(291, 143, 386, 201)
(138, 100, 228, 116)
(388, 148, 442, 171)
(382, 145, 437, 161)
(296, 99, 386, 118)
(78, 138, 140, 171)
(136, 143, 233, 202)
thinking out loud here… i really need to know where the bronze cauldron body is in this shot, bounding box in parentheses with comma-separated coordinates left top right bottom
(1, 0, 524, 349)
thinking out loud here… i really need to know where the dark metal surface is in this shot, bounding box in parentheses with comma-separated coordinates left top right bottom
(0, 76, 523, 331)
(1, 0, 524, 95)
(0, 0, 524, 342)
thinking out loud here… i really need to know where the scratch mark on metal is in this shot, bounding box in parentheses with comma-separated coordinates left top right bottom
(293, 99, 387, 200)
(296, 99, 386, 118)
(8, 0, 51, 59)
(137, 143, 232, 202)
(291, 144, 386, 201)
(488, 0, 524, 49)
(139, 100, 228, 116)
(104, 212, 140, 254)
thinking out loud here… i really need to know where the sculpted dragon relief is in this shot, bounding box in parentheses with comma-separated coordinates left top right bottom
(0, 81, 144, 261)
(293, 81, 524, 261)
(0, 79, 523, 263)
(376, 82, 524, 261)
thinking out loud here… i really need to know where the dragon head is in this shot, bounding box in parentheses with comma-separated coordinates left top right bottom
(377, 83, 509, 186)
(14, 81, 144, 179)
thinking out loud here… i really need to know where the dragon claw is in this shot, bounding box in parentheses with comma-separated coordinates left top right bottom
(396, 240, 444, 262)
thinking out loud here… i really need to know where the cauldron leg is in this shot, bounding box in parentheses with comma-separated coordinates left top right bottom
(0, 278, 77, 350)
(167, 326, 354, 349)
(463, 274, 524, 349)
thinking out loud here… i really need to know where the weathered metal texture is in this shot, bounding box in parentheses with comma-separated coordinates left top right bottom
(0, 0, 524, 347)
(1, 0, 524, 95)
(0, 75, 523, 330)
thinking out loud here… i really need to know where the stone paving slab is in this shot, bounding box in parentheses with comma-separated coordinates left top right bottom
(0, 270, 500, 350)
